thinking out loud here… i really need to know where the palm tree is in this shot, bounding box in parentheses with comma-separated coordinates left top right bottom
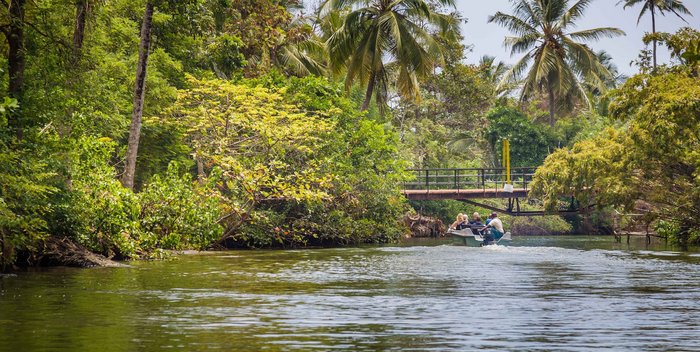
(618, 0, 692, 69)
(271, 19, 327, 77)
(489, 0, 625, 126)
(478, 55, 513, 96)
(321, 0, 458, 111)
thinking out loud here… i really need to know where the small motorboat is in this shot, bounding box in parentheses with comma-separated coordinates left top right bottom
(448, 227, 512, 247)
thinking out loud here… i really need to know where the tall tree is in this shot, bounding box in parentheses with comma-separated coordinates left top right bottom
(121, 1, 154, 189)
(1, 0, 26, 137)
(618, 0, 692, 69)
(489, 0, 625, 126)
(322, 0, 458, 111)
(72, 0, 91, 60)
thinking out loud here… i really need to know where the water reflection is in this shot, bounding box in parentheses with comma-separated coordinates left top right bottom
(1, 237, 699, 351)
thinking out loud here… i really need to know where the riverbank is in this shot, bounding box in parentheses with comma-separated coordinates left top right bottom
(12, 237, 126, 269)
(2, 226, 681, 271)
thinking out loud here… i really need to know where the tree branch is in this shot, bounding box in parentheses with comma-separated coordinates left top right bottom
(24, 20, 71, 50)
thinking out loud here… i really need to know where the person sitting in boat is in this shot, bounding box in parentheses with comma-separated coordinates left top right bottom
(469, 212, 483, 226)
(456, 214, 470, 230)
(450, 214, 468, 230)
(468, 213, 487, 236)
(486, 212, 505, 240)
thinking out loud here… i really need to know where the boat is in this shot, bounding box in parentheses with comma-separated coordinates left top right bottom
(448, 227, 512, 247)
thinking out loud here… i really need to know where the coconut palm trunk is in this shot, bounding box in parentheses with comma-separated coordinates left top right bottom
(122, 2, 154, 189)
(362, 73, 376, 111)
(651, 2, 657, 68)
(548, 87, 556, 127)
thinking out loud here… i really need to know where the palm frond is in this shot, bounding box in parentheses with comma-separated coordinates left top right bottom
(514, 0, 542, 27)
(396, 14, 442, 75)
(569, 27, 626, 42)
(504, 33, 540, 55)
(488, 12, 538, 36)
(327, 8, 370, 74)
(662, 0, 693, 22)
(560, 0, 594, 28)
(541, 0, 569, 24)
(276, 38, 328, 77)
(344, 25, 377, 90)
(396, 65, 421, 102)
(497, 53, 531, 96)
(324, 0, 458, 111)
(491, 0, 623, 121)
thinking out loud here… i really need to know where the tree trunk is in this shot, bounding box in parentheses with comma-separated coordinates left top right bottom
(197, 156, 205, 184)
(121, 2, 154, 190)
(73, 0, 88, 60)
(548, 87, 555, 127)
(651, 3, 657, 69)
(7, 0, 26, 99)
(6, 0, 26, 137)
(361, 72, 376, 111)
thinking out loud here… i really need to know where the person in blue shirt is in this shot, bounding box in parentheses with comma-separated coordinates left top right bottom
(469, 212, 483, 227)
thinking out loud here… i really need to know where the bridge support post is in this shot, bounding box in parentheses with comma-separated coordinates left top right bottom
(425, 169, 429, 191)
(507, 198, 513, 213)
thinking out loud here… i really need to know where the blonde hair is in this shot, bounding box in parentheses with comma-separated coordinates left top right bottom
(472, 212, 481, 222)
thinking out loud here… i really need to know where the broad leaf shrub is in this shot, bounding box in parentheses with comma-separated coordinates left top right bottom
(59, 138, 225, 259)
(1, 99, 57, 269)
(531, 64, 700, 246)
(61, 136, 140, 259)
(161, 75, 410, 248)
(137, 162, 223, 250)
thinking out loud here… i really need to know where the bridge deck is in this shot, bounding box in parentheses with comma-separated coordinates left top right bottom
(402, 188, 529, 200)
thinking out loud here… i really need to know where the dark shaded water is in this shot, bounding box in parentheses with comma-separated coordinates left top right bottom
(1, 236, 700, 351)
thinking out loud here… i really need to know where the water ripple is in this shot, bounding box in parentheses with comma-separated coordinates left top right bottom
(1, 238, 700, 351)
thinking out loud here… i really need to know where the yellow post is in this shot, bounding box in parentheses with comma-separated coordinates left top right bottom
(503, 138, 511, 184)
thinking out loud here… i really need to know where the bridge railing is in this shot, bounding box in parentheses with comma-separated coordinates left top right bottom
(403, 167, 537, 192)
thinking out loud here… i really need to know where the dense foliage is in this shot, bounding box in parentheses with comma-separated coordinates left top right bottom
(160, 75, 409, 248)
(0, 0, 410, 268)
(1, 0, 698, 269)
(531, 29, 700, 245)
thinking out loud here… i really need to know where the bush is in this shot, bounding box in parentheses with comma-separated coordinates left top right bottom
(62, 136, 140, 259)
(164, 75, 410, 249)
(60, 139, 224, 259)
(0, 145, 56, 268)
(485, 106, 559, 167)
(509, 216, 572, 236)
(138, 163, 224, 250)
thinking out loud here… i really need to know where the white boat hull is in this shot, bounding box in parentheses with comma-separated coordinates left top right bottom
(448, 228, 512, 247)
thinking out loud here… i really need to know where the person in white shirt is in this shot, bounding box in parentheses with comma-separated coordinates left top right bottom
(487, 212, 504, 240)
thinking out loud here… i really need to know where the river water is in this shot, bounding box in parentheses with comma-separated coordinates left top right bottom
(1, 236, 700, 351)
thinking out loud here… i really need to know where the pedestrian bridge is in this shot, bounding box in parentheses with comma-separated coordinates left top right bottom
(401, 168, 579, 216)
(401, 168, 534, 200)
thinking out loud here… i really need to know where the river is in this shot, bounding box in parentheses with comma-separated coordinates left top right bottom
(1, 236, 700, 351)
